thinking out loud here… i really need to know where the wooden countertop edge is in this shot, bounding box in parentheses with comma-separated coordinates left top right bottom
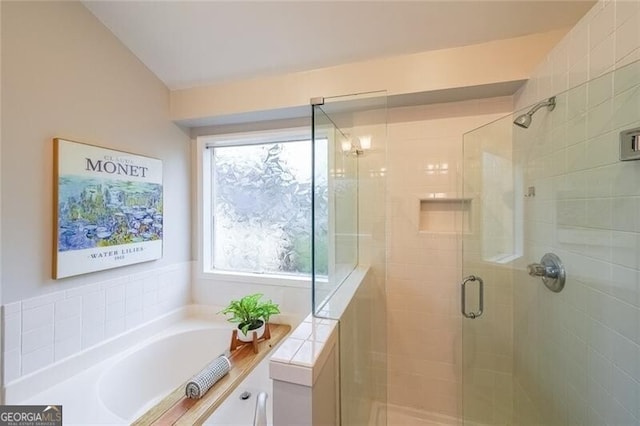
(131, 323, 291, 426)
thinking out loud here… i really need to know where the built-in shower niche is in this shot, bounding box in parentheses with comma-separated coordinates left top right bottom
(418, 197, 472, 233)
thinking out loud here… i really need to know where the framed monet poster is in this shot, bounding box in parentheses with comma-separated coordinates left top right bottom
(53, 139, 163, 279)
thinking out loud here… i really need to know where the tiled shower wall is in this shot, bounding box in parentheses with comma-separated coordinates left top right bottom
(516, 0, 640, 109)
(512, 0, 640, 424)
(2, 262, 190, 383)
(386, 97, 512, 419)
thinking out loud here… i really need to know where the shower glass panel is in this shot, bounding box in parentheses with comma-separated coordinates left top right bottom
(462, 59, 640, 425)
(462, 111, 516, 425)
(312, 105, 358, 310)
(312, 92, 388, 425)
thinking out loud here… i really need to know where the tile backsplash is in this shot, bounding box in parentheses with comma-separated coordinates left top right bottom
(2, 262, 190, 383)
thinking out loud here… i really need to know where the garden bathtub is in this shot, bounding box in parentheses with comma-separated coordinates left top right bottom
(19, 311, 274, 425)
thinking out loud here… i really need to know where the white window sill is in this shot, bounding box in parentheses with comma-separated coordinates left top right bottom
(199, 269, 313, 289)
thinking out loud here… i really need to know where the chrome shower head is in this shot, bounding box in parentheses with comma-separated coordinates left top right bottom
(514, 113, 532, 129)
(513, 96, 556, 129)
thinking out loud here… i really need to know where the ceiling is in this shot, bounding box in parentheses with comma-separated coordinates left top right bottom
(84, 1, 594, 91)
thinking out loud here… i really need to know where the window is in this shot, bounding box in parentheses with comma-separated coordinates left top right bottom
(200, 129, 328, 279)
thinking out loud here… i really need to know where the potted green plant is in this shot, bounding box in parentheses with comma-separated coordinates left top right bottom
(219, 293, 281, 342)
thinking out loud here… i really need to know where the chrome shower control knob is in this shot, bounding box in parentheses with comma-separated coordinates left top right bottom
(526, 253, 565, 293)
(527, 263, 559, 278)
(527, 263, 546, 277)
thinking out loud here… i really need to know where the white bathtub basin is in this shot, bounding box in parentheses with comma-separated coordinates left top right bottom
(17, 308, 276, 425)
(99, 327, 230, 420)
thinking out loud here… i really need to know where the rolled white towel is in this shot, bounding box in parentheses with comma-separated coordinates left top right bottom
(185, 356, 232, 399)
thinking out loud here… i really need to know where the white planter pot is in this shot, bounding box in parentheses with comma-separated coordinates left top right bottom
(237, 320, 266, 343)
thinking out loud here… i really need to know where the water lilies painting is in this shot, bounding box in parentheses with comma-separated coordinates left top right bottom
(53, 139, 163, 279)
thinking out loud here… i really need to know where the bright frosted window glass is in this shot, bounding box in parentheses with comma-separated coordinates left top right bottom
(212, 140, 326, 275)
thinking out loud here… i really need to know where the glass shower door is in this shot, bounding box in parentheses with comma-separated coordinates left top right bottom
(462, 59, 640, 425)
(461, 114, 517, 425)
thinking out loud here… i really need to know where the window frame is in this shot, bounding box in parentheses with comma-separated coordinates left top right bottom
(196, 128, 315, 288)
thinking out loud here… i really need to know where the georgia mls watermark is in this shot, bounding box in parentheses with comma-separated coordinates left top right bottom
(0, 405, 62, 426)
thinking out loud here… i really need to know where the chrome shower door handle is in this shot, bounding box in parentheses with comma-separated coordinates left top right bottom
(461, 275, 484, 319)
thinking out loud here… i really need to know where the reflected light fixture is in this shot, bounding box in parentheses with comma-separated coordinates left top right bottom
(359, 135, 372, 150)
(341, 135, 372, 156)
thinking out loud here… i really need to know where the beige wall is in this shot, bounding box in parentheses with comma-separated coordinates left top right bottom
(170, 31, 565, 125)
(1, 1, 191, 303)
(385, 97, 513, 420)
(1, 1, 191, 383)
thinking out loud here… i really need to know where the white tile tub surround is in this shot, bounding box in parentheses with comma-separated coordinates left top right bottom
(269, 313, 339, 426)
(8, 306, 275, 425)
(1, 261, 191, 383)
(192, 267, 312, 327)
(269, 314, 338, 386)
(5, 306, 191, 406)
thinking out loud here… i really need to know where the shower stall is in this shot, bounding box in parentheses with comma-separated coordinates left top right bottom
(304, 57, 640, 426)
(310, 59, 640, 425)
(462, 58, 640, 425)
